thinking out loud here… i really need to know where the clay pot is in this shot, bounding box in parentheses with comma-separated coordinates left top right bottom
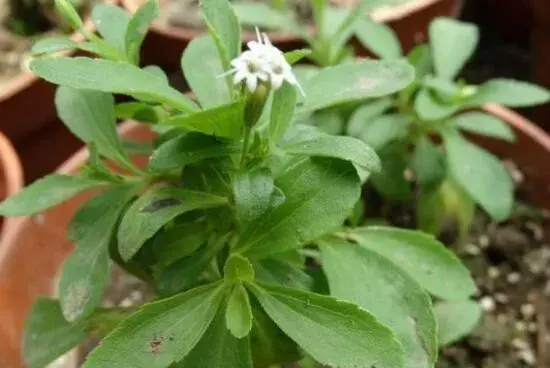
(0, 0, 118, 145)
(0, 122, 153, 368)
(122, 0, 462, 71)
(3, 105, 550, 367)
(0, 129, 24, 240)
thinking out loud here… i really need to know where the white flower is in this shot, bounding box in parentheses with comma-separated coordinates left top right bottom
(223, 28, 305, 96)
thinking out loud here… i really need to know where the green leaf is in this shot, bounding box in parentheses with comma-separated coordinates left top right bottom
(350, 226, 476, 300)
(444, 130, 513, 221)
(125, 0, 159, 64)
(235, 158, 361, 259)
(200, 0, 241, 64)
(149, 132, 241, 170)
(414, 88, 459, 121)
(83, 283, 225, 368)
(370, 144, 412, 200)
(354, 18, 402, 59)
(173, 309, 253, 367)
(299, 60, 415, 113)
(320, 238, 437, 368)
(270, 83, 297, 143)
(451, 111, 515, 142)
(55, 0, 83, 29)
(91, 3, 131, 52)
(31, 36, 77, 54)
(155, 234, 227, 296)
(410, 137, 446, 190)
(30, 57, 197, 112)
(0, 174, 108, 216)
(60, 187, 137, 323)
(160, 101, 243, 138)
(358, 113, 409, 151)
(153, 222, 207, 266)
(416, 187, 446, 236)
(224, 254, 255, 283)
(346, 98, 392, 137)
(115, 102, 167, 123)
(407, 44, 433, 79)
(182, 36, 231, 108)
(429, 18, 479, 80)
(232, 2, 295, 30)
(254, 259, 313, 291)
(247, 283, 405, 368)
(233, 167, 274, 225)
(284, 135, 381, 173)
(284, 49, 312, 65)
(117, 187, 227, 261)
(226, 284, 253, 338)
(466, 79, 550, 107)
(434, 300, 482, 346)
(56, 86, 130, 166)
(23, 298, 87, 368)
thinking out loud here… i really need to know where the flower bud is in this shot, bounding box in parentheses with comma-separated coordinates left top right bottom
(243, 83, 269, 128)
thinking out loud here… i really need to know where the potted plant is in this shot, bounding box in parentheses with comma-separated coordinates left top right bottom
(120, 0, 462, 70)
(0, 1, 481, 367)
(0, 0, 116, 147)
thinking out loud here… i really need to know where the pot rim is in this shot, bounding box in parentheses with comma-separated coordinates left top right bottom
(121, 0, 453, 41)
(0, 0, 119, 102)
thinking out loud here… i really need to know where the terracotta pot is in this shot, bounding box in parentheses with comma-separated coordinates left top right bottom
(122, 0, 462, 71)
(3, 105, 550, 367)
(0, 122, 153, 368)
(0, 129, 24, 241)
(0, 0, 118, 145)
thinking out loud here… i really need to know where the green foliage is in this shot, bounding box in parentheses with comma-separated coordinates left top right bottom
(7, 2, 507, 367)
(434, 300, 482, 346)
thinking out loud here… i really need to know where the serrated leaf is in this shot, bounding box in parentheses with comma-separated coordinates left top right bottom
(153, 222, 207, 266)
(321, 238, 437, 368)
(117, 187, 227, 261)
(226, 284, 253, 338)
(60, 187, 137, 323)
(92, 3, 131, 53)
(30, 57, 197, 112)
(435, 300, 482, 346)
(160, 101, 243, 138)
(201, 0, 241, 63)
(233, 167, 274, 225)
(451, 111, 515, 142)
(429, 18, 479, 80)
(0, 174, 108, 216)
(254, 259, 313, 291)
(284, 135, 381, 173)
(299, 60, 415, 113)
(444, 130, 513, 221)
(31, 36, 77, 54)
(56, 86, 131, 167)
(350, 226, 476, 300)
(270, 83, 297, 143)
(125, 0, 158, 64)
(358, 113, 409, 150)
(23, 298, 87, 368)
(182, 36, 231, 108)
(173, 310, 253, 367)
(410, 137, 446, 190)
(82, 283, 225, 368)
(465, 79, 550, 107)
(355, 18, 402, 59)
(346, 98, 392, 137)
(224, 254, 255, 283)
(149, 132, 241, 170)
(247, 283, 405, 368)
(235, 158, 360, 259)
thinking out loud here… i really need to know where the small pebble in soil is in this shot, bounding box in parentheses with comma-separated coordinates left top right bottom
(515, 321, 527, 332)
(488, 266, 501, 279)
(480, 296, 496, 312)
(520, 303, 536, 319)
(507, 272, 522, 284)
(478, 234, 490, 248)
(495, 292, 509, 304)
(465, 243, 481, 256)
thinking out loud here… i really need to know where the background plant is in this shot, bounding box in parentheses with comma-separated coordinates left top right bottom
(1, 1, 481, 367)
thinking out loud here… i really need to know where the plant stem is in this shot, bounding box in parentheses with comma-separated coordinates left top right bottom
(240, 125, 252, 167)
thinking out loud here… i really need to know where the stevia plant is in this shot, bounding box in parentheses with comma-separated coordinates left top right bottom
(1, 1, 479, 367)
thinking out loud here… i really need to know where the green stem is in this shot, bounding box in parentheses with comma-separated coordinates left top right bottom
(240, 125, 252, 167)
